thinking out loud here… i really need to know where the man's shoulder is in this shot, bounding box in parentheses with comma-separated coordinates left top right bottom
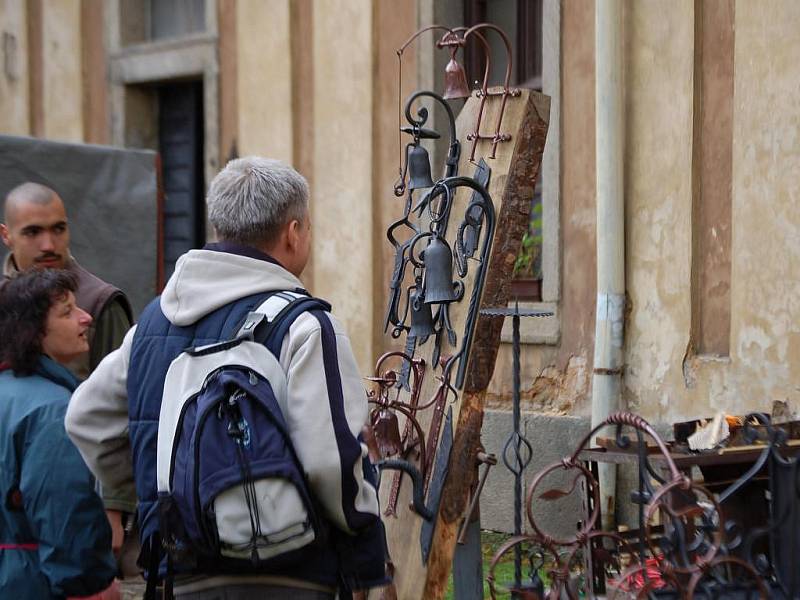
(69, 259, 133, 321)
(68, 258, 115, 289)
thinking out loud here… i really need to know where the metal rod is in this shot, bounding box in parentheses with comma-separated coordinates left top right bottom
(512, 308, 522, 594)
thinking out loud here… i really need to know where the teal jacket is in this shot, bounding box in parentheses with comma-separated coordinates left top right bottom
(0, 357, 116, 599)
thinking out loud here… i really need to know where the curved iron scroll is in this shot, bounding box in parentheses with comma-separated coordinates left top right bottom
(485, 410, 796, 599)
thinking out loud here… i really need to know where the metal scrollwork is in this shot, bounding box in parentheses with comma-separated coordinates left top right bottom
(485, 410, 800, 599)
(366, 352, 460, 521)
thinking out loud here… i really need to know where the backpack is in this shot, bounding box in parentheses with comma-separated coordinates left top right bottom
(155, 290, 331, 572)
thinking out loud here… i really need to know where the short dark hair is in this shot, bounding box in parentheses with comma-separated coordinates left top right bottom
(0, 269, 78, 375)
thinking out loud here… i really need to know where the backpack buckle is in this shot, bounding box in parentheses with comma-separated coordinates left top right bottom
(236, 312, 267, 341)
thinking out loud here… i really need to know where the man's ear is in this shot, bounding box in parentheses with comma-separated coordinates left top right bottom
(285, 219, 301, 250)
(0, 224, 10, 249)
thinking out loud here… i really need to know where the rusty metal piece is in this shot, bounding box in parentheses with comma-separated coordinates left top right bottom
(484, 410, 786, 597)
(461, 23, 521, 159)
(362, 423, 380, 463)
(456, 450, 497, 544)
(438, 27, 492, 163)
(372, 408, 403, 459)
(422, 356, 458, 494)
(443, 48, 470, 100)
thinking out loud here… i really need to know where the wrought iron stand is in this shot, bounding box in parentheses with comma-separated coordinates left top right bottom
(481, 304, 552, 596)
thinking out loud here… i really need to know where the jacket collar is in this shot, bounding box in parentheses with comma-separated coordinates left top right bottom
(203, 242, 285, 269)
(34, 356, 80, 391)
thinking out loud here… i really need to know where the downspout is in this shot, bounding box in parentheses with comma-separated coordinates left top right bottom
(593, 0, 625, 532)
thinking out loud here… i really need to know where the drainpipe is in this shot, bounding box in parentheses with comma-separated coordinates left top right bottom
(593, 0, 625, 532)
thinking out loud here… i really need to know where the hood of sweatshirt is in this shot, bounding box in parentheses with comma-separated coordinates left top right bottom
(159, 248, 306, 327)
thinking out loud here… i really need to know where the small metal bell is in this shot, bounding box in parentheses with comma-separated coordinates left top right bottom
(372, 409, 402, 458)
(408, 145, 435, 190)
(443, 55, 471, 100)
(423, 236, 458, 304)
(409, 287, 434, 339)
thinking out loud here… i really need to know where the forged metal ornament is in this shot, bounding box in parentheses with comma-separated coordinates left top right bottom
(372, 408, 403, 458)
(367, 351, 462, 524)
(393, 90, 458, 198)
(443, 50, 470, 100)
(483, 410, 798, 599)
(437, 24, 521, 161)
(407, 144, 435, 190)
(408, 284, 435, 340)
(384, 89, 461, 350)
(422, 235, 458, 305)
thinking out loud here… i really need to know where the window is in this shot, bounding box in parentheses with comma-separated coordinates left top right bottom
(119, 0, 206, 46)
(465, 0, 546, 302)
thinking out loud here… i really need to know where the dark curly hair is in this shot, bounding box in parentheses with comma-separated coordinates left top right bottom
(0, 269, 78, 375)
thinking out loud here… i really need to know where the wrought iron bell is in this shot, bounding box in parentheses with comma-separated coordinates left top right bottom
(408, 144, 435, 190)
(443, 56, 471, 100)
(409, 286, 434, 339)
(372, 408, 402, 458)
(423, 236, 458, 304)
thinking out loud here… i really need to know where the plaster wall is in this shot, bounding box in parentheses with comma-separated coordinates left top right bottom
(486, 0, 595, 415)
(42, 0, 82, 141)
(311, 0, 375, 372)
(373, 0, 417, 359)
(489, 0, 800, 427)
(625, 1, 800, 422)
(0, 0, 29, 135)
(724, 0, 800, 413)
(489, 1, 793, 424)
(235, 0, 292, 163)
(623, 1, 695, 421)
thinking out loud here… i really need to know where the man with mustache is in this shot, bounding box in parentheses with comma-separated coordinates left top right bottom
(1, 181, 136, 559)
(1, 182, 133, 378)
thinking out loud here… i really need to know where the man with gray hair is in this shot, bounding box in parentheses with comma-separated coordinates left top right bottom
(66, 157, 388, 599)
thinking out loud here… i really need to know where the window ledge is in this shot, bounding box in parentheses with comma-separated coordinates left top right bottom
(499, 301, 560, 345)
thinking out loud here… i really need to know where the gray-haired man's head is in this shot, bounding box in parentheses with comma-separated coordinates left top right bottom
(207, 157, 311, 276)
(207, 157, 309, 247)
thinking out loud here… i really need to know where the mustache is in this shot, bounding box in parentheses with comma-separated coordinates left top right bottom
(35, 252, 62, 262)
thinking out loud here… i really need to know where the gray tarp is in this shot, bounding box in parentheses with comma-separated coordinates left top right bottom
(0, 135, 158, 318)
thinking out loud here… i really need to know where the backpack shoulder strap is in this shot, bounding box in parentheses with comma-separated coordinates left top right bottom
(233, 290, 331, 357)
(259, 295, 332, 356)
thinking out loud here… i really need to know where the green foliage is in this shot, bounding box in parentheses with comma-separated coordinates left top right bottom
(513, 199, 543, 279)
(444, 530, 552, 599)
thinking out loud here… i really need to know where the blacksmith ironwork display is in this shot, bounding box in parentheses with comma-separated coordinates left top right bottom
(486, 411, 800, 599)
(374, 18, 550, 598)
(480, 304, 553, 596)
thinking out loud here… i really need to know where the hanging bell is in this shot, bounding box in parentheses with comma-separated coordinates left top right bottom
(443, 54, 471, 100)
(408, 145, 435, 190)
(423, 236, 458, 304)
(372, 408, 402, 458)
(409, 287, 434, 340)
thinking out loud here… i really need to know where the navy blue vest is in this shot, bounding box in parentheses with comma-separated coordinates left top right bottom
(128, 292, 387, 588)
(128, 293, 341, 583)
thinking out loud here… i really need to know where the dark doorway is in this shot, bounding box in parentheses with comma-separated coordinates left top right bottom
(158, 80, 205, 279)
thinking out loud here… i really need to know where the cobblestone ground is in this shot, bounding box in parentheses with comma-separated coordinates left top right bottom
(121, 578, 147, 600)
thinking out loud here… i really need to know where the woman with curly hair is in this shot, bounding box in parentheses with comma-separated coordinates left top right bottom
(0, 269, 117, 599)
